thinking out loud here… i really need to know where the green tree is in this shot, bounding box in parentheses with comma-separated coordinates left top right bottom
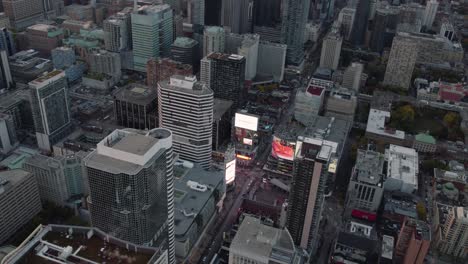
(443, 112, 460, 128)
(416, 202, 427, 221)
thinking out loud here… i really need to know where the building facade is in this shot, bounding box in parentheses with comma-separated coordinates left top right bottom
(319, 29, 342, 70)
(203, 26, 225, 57)
(281, 0, 310, 65)
(146, 58, 193, 89)
(103, 7, 132, 52)
(170, 37, 199, 72)
(383, 35, 418, 89)
(0, 113, 18, 154)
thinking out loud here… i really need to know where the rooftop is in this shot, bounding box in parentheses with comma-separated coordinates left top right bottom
(0, 169, 31, 195)
(306, 85, 325, 96)
(353, 150, 385, 186)
(0, 146, 39, 170)
(366, 109, 405, 140)
(213, 99, 233, 121)
(434, 167, 468, 207)
(385, 145, 419, 188)
(204, 26, 224, 34)
(415, 133, 436, 144)
(114, 83, 157, 105)
(381, 235, 394, 260)
(29, 70, 65, 88)
(159, 75, 213, 95)
(172, 37, 198, 48)
(207, 52, 245, 62)
(134, 4, 171, 15)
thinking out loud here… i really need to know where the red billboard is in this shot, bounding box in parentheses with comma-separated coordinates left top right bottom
(351, 209, 377, 222)
(271, 136, 295, 161)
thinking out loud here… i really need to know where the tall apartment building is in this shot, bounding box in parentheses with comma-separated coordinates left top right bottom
(0, 49, 12, 89)
(257, 41, 287, 82)
(0, 169, 42, 244)
(88, 49, 122, 80)
(203, 26, 225, 57)
(114, 84, 158, 130)
(221, 0, 252, 34)
(383, 35, 418, 89)
(2, 0, 44, 29)
(319, 29, 342, 70)
(0, 27, 15, 56)
(395, 218, 431, 264)
(29, 70, 72, 151)
(103, 7, 132, 52)
(83, 128, 175, 263)
(146, 58, 193, 89)
(201, 53, 246, 110)
(171, 37, 199, 72)
(0, 113, 18, 154)
(281, 0, 310, 65)
(132, 4, 173, 72)
(225, 33, 260, 80)
(422, 0, 438, 29)
(338, 8, 355, 40)
(435, 206, 468, 259)
(158, 75, 213, 168)
(26, 24, 64, 57)
(342, 62, 363, 91)
(188, 0, 204, 26)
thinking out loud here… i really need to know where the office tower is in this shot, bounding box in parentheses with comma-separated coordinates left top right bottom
(201, 53, 246, 110)
(397, 3, 424, 34)
(281, 0, 310, 65)
(221, 0, 252, 34)
(395, 218, 431, 264)
(319, 29, 342, 70)
(103, 7, 132, 52)
(383, 34, 418, 89)
(370, 6, 399, 53)
(440, 21, 455, 41)
(203, 26, 225, 57)
(188, 0, 204, 26)
(436, 206, 468, 258)
(0, 28, 15, 56)
(132, 4, 173, 72)
(88, 49, 122, 80)
(2, 0, 45, 29)
(287, 132, 344, 254)
(147, 58, 193, 89)
(158, 75, 213, 168)
(253, 0, 281, 28)
(0, 49, 12, 89)
(225, 33, 259, 80)
(171, 37, 199, 72)
(29, 70, 72, 151)
(204, 0, 222, 25)
(338, 8, 355, 41)
(0, 113, 17, 154)
(350, 0, 369, 47)
(0, 169, 42, 245)
(84, 128, 175, 263)
(257, 41, 287, 82)
(114, 83, 158, 130)
(423, 0, 438, 29)
(26, 24, 64, 57)
(229, 215, 301, 264)
(294, 83, 325, 124)
(342, 62, 363, 91)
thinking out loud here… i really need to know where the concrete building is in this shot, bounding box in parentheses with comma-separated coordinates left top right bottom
(0, 113, 18, 154)
(257, 41, 287, 82)
(229, 215, 300, 264)
(0, 50, 12, 89)
(0, 12, 10, 28)
(338, 8, 355, 40)
(422, 0, 438, 29)
(9, 49, 53, 82)
(171, 37, 199, 72)
(294, 84, 325, 125)
(413, 133, 437, 153)
(319, 29, 342, 70)
(201, 53, 246, 110)
(173, 161, 225, 258)
(330, 225, 379, 263)
(346, 150, 385, 214)
(29, 70, 72, 152)
(225, 33, 260, 80)
(281, 0, 310, 65)
(342, 62, 363, 91)
(440, 21, 455, 41)
(395, 218, 431, 264)
(26, 24, 64, 57)
(366, 109, 406, 146)
(434, 206, 468, 259)
(0, 27, 15, 56)
(203, 26, 225, 57)
(221, 0, 252, 34)
(188, 0, 204, 26)
(325, 88, 357, 122)
(383, 34, 418, 89)
(384, 145, 419, 194)
(2, 0, 45, 29)
(146, 58, 193, 89)
(351, 0, 369, 46)
(0, 169, 42, 245)
(88, 49, 121, 81)
(51, 46, 85, 83)
(370, 4, 399, 53)
(397, 3, 424, 34)
(83, 128, 175, 263)
(114, 83, 158, 130)
(132, 4, 173, 72)
(158, 76, 213, 169)
(103, 7, 132, 52)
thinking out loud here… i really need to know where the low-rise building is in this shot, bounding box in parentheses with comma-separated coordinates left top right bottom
(26, 24, 64, 57)
(366, 109, 406, 146)
(413, 133, 437, 153)
(384, 145, 419, 194)
(325, 87, 357, 121)
(9, 49, 53, 82)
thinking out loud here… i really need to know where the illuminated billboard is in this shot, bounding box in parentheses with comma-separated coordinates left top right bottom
(243, 138, 253, 145)
(225, 159, 236, 185)
(271, 136, 295, 161)
(235, 113, 258, 131)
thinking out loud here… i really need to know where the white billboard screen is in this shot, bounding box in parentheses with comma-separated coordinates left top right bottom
(235, 113, 258, 131)
(243, 138, 253, 145)
(225, 159, 236, 185)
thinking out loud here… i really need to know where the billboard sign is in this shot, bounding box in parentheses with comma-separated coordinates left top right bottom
(271, 136, 295, 161)
(235, 113, 258, 131)
(243, 138, 253, 145)
(225, 159, 236, 185)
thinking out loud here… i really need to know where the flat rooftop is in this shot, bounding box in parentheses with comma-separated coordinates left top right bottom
(112, 134, 158, 156)
(114, 83, 157, 105)
(0, 169, 31, 194)
(354, 150, 385, 185)
(172, 37, 198, 48)
(386, 145, 418, 187)
(306, 85, 325, 96)
(213, 99, 233, 120)
(207, 52, 245, 62)
(29, 70, 64, 87)
(366, 108, 405, 140)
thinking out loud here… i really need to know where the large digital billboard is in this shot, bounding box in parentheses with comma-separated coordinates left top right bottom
(225, 159, 236, 185)
(235, 113, 258, 131)
(271, 136, 295, 161)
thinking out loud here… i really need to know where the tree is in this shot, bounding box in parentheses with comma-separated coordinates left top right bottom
(416, 202, 427, 221)
(391, 104, 415, 131)
(195, 214, 203, 231)
(443, 112, 460, 128)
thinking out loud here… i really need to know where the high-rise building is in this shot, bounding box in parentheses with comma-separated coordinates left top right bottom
(29, 70, 72, 151)
(257, 41, 287, 82)
(88, 49, 122, 81)
(281, 0, 310, 65)
(203, 26, 225, 57)
(383, 34, 418, 89)
(83, 128, 175, 263)
(201, 53, 246, 110)
(188, 0, 204, 26)
(0, 49, 12, 89)
(2, 0, 45, 29)
(294, 84, 325, 124)
(204, 0, 222, 25)
(225, 33, 259, 80)
(435, 206, 468, 258)
(395, 218, 431, 264)
(397, 3, 424, 34)
(221, 0, 252, 34)
(146, 58, 193, 89)
(158, 75, 213, 168)
(132, 4, 173, 72)
(171, 37, 199, 72)
(252, 0, 281, 28)
(342, 62, 363, 91)
(370, 5, 399, 53)
(422, 0, 438, 29)
(103, 7, 132, 52)
(0, 113, 18, 154)
(114, 83, 158, 130)
(0, 27, 15, 56)
(319, 29, 342, 70)
(350, 0, 369, 47)
(0, 169, 42, 245)
(338, 8, 355, 41)
(26, 24, 64, 57)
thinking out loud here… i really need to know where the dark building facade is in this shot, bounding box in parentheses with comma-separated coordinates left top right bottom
(351, 0, 370, 47)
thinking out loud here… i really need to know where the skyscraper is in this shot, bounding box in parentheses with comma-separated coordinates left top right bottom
(341, 62, 363, 91)
(188, 0, 204, 26)
(0, 49, 12, 89)
(201, 53, 246, 110)
(221, 0, 253, 34)
(2, 0, 45, 29)
(383, 34, 418, 89)
(319, 28, 342, 70)
(29, 70, 72, 151)
(350, 0, 369, 47)
(337, 8, 355, 41)
(0, 27, 15, 56)
(84, 128, 175, 263)
(422, 0, 438, 29)
(171, 37, 199, 72)
(203, 26, 225, 57)
(158, 75, 213, 168)
(370, 6, 399, 53)
(103, 7, 132, 52)
(281, 0, 310, 65)
(225, 33, 259, 80)
(132, 4, 173, 72)
(204, 0, 222, 25)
